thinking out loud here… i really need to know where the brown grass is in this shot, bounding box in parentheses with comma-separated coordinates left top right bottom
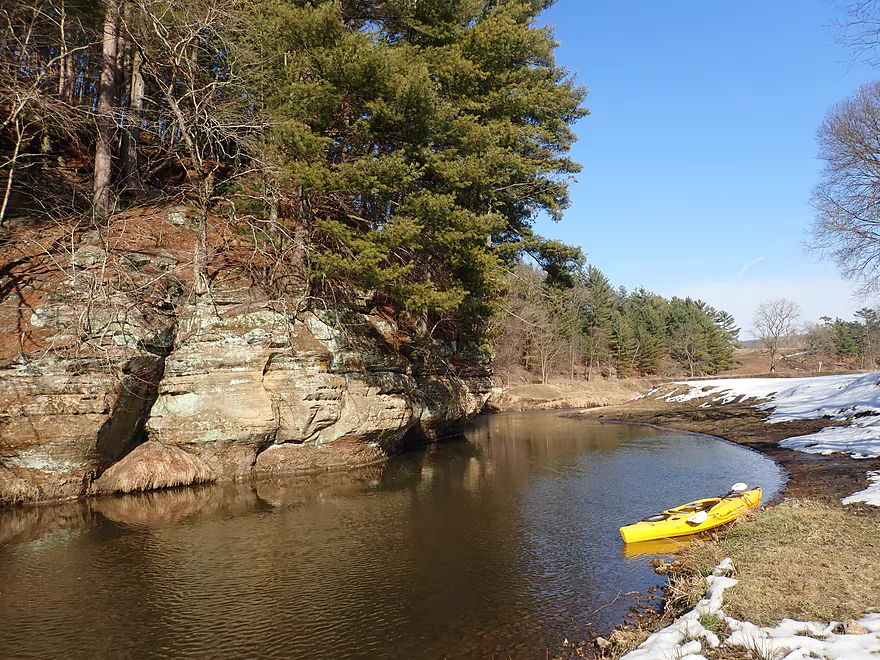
(488, 378, 661, 412)
(91, 441, 216, 494)
(594, 626, 652, 659)
(729, 347, 861, 377)
(668, 500, 880, 626)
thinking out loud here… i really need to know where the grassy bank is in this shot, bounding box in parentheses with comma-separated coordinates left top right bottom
(667, 500, 880, 627)
(592, 501, 880, 659)
(486, 378, 660, 412)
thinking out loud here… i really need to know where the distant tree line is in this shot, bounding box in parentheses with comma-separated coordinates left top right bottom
(493, 263, 740, 384)
(805, 310, 880, 371)
(1, 0, 587, 347)
(748, 297, 880, 374)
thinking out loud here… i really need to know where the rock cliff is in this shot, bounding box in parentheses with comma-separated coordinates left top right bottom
(0, 282, 491, 506)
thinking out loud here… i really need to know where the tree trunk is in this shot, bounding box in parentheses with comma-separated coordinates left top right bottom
(93, 0, 120, 221)
(193, 173, 214, 297)
(164, 78, 212, 297)
(114, 3, 128, 154)
(57, 1, 73, 103)
(630, 341, 640, 375)
(62, 46, 75, 105)
(76, 51, 88, 106)
(120, 47, 144, 193)
(0, 117, 24, 227)
(285, 187, 312, 304)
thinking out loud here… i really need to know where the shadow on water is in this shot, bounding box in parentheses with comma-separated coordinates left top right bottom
(0, 413, 784, 659)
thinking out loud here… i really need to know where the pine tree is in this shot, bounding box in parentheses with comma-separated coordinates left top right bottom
(707, 306, 740, 371)
(582, 266, 615, 379)
(625, 288, 667, 374)
(611, 311, 638, 377)
(667, 297, 712, 377)
(832, 319, 859, 358)
(249, 0, 587, 337)
(854, 308, 880, 368)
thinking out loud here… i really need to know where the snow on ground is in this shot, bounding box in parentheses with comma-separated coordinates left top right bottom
(660, 372, 880, 504)
(621, 559, 880, 660)
(842, 471, 880, 507)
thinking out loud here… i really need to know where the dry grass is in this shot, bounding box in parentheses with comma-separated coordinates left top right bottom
(91, 441, 216, 494)
(594, 626, 653, 659)
(700, 647, 761, 659)
(488, 378, 662, 412)
(669, 499, 880, 626)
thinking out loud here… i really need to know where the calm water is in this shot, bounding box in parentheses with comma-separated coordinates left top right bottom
(0, 413, 784, 659)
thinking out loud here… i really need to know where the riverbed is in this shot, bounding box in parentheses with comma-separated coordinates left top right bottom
(0, 412, 784, 659)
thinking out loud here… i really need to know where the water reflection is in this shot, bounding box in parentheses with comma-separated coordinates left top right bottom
(0, 413, 784, 659)
(620, 536, 705, 559)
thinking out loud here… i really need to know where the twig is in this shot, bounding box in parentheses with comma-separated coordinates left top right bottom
(589, 590, 641, 618)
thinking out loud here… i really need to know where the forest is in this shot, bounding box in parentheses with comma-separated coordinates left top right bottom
(804, 311, 880, 371)
(1, 0, 587, 355)
(0, 0, 810, 385)
(493, 262, 740, 384)
(490, 261, 880, 384)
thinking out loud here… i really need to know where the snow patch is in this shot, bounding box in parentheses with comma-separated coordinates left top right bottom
(661, 373, 880, 505)
(842, 470, 880, 506)
(621, 560, 880, 660)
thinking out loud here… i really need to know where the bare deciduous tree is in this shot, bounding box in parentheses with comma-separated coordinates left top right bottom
(753, 298, 801, 372)
(93, 0, 120, 221)
(810, 81, 880, 295)
(494, 265, 566, 385)
(830, 1, 880, 68)
(0, 0, 92, 226)
(131, 0, 257, 297)
(811, 3, 880, 293)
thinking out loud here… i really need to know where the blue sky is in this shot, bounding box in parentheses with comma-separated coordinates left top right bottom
(534, 0, 878, 335)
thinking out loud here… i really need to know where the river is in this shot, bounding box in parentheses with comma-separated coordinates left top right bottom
(0, 412, 784, 659)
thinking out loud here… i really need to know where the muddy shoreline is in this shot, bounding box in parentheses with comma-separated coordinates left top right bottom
(564, 396, 880, 506)
(543, 392, 880, 659)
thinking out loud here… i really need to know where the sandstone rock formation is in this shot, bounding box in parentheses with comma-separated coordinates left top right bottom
(0, 355, 165, 504)
(1, 283, 491, 505)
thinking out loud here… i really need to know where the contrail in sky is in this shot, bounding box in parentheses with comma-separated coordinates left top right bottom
(737, 257, 764, 276)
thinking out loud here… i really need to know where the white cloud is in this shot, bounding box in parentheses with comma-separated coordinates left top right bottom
(736, 257, 764, 276)
(671, 276, 866, 337)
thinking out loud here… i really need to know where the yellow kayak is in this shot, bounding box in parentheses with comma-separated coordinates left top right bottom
(619, 485, 762, 544)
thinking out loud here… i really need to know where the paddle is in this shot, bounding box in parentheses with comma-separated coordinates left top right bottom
(687, 483, 749, 524)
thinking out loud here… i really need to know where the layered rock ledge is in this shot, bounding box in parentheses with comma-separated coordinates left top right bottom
(1, 288, 490, 506)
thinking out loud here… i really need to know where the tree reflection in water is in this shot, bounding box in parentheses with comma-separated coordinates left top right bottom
(0, 413, 783, 660)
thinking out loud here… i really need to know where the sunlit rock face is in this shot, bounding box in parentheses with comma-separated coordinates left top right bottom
(1, 285, 491, 504)
(144, 294, 491, 486)
(0, 356, 166, 506)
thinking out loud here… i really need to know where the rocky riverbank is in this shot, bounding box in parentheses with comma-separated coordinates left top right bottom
(1, 275, 491, 506)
